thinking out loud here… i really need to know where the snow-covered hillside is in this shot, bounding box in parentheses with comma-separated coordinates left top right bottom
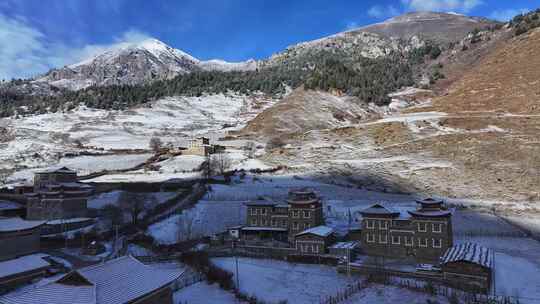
(1, 93, 278, 184)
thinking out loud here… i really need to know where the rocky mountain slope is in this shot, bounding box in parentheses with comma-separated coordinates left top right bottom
(264, 12, 498, 67)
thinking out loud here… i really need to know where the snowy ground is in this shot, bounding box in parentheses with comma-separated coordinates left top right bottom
(148, 199, 246, 244)
(57, 153, 152, 175)
(341, 285, 448, 304)
(173, 282, 242, 304)
(213, 257, 353, 304)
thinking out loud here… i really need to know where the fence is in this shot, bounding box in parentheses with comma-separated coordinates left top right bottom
(319, 280, 369, 304)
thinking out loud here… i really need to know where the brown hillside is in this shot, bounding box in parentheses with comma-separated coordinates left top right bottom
(241, 88, 378, 139)
(417, 28, 540, 114)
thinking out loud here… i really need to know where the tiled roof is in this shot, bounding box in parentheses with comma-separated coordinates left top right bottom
(0, 284, 96, 304)
(441, 243, 493, 269)
(0, 256, 182, 304)
(0, 217, 46, 232)
(296, 225, 333, 237)
(79, 255, 181, 304)
(0, 253, 50, 279)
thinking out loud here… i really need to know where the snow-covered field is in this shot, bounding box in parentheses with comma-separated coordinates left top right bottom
(148, 199, 246, 244)
(57, 154, 152, 175)
(213, 257, 352, 303)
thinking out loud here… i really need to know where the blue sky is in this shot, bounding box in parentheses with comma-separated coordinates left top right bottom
(1, 0, 538, 79)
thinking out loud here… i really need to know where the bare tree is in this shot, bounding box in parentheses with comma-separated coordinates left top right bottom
(118, 192, 152, 226)
(149, 136, 162, 153)
(245, 141, 256, 158)
(102, 204, 123, 228)
(211, 152, 232, 176)
(176, 212, 197, 242)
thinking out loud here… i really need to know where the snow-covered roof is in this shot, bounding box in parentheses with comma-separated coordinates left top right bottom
(360, 204, 397, 215)
(0, 217, 46, 232)
(0, 283, 96, 304)
(360, 203, 412, 219)
(296, 225, 334, 237)
(46, 217, 93, 225)
(0, 201, 23, 211)
(441, 243, 493, 269)
(416, 198, 444, 205)
(329, 242, 358, 250)
(0, 256, 182, 304)
(244, 198, 277, 206)
(36, 166, 76, 174)
(0, 253, 50, 279)
(408, 210, 452, 217)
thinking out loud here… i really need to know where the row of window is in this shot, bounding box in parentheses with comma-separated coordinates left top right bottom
(365, 234, 442, 248)
(249, 218, 312, 230)
(249, 208, 313, 219)
(365, 220, 442, 233)
(298, 243, 320, 253)
(291, 210, 312, 218)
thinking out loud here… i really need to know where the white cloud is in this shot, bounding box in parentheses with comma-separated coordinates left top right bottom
(401, 0, 483, 13)
(0, 13, 151, 80)
(368, 5, 401, 19)
(489, 8, 530, 22)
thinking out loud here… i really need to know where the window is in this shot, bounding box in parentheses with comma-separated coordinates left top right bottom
(271, 219, 277, 227)
(419, 238, 428, 247)
(292, 210, 300, 218)
(367, 233, 375, 243)
(366, 220, 374, 229)
(250, 208, 257, 216)
(392, 235, 400, 245)
(303, 210, 310, 218)
(405, 236, 413, 247)
(251, 219, 257, 226)
(432, 223, 442, 233)
(261, 208, 267, 215)
(379, 221, 388, 230)
(261, 219, 267, 226)
(418, 222, 427, 232)
(313, 244, 319, 253)
(282, 220, 287, 227)
(433, 239, 442, 248)
(379, 234, 387, 244)
(292, 222, 299, 229)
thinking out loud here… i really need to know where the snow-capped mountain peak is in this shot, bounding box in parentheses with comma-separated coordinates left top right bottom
(39, 38, 201, 90)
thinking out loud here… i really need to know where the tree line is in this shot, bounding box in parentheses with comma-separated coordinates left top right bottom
(0, 43, 443, 117)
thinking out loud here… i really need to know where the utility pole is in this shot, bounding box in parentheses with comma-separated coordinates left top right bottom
(347, 246, 351, 282)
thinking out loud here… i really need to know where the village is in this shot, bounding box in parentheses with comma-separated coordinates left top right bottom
(0, 134, 532, 304)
